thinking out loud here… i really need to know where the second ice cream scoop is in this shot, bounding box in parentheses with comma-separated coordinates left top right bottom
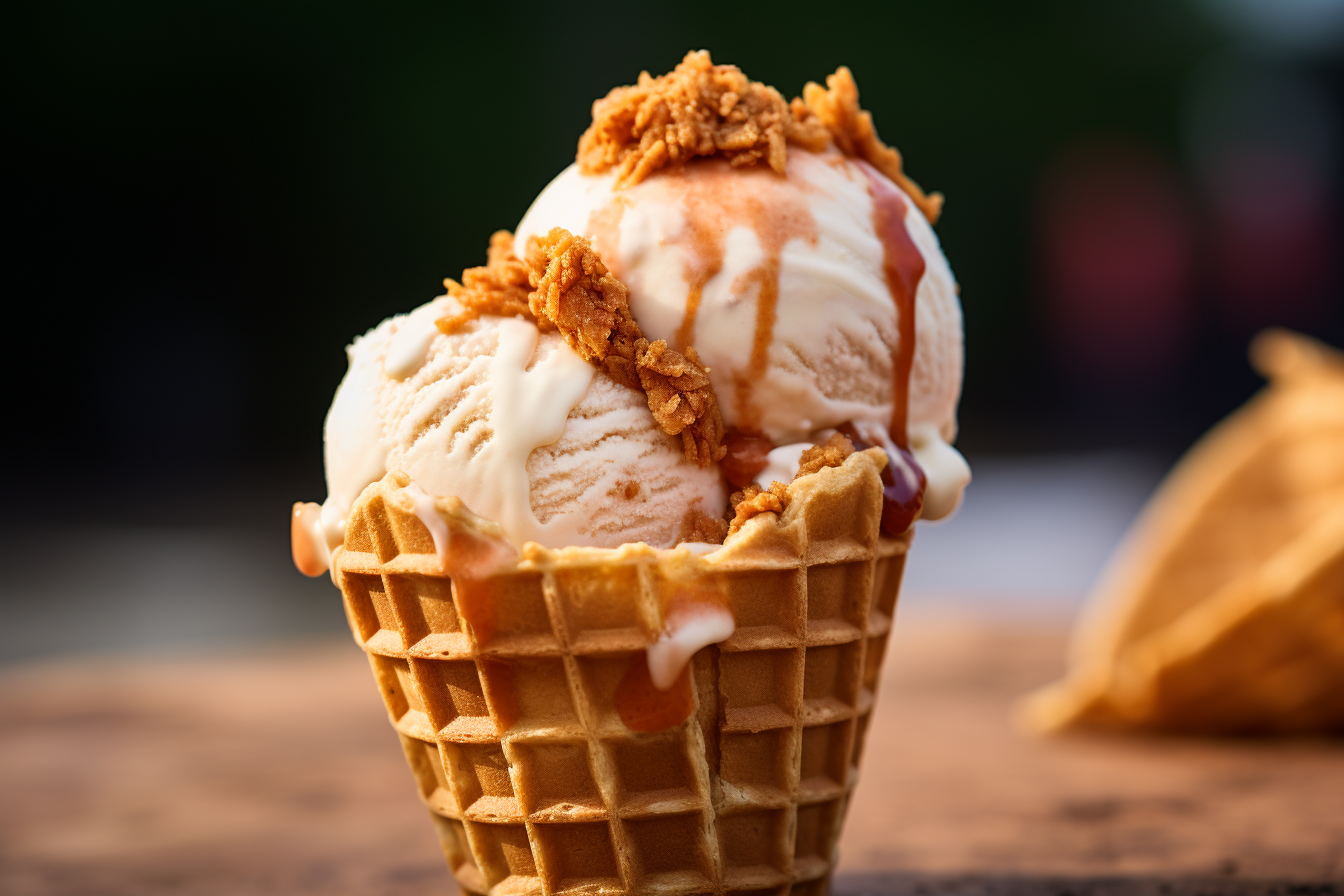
(514, 147, 969, 518)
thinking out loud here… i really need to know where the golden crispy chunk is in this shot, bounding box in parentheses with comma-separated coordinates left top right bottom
(678, 508, 729, 545)
(727, 481, 790, 536)
(796, 432, 855, 478)
(526, 227, 643, 388)
(527, 228, 726, 466)
(800, 67, 943, 224)
(578, 50, 830, 188)
(636, 340, 727, 466)
(436, 231, 538, 334)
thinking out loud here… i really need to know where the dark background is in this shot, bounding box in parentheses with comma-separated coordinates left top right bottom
(7, 2, 1343, 524)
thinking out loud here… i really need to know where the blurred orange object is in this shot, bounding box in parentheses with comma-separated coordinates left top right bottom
(1022, 330, 1344, 735)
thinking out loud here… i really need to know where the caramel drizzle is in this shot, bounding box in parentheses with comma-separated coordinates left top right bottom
(858, 162, 925, 449)
(641, 162, 818, 431)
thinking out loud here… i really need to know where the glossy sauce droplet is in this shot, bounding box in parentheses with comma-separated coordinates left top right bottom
(841, 424, 927, 537)
(615, 653, 696, 733)
(881, 445, 928, 535)
(403, 484, 515, 648)
(290, 502, 329, 577)
(720, 428, 775, 489)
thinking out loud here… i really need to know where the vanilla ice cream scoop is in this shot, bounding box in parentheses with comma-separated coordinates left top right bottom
(514, 147, 970, 518)
(317, 297, 726, 555)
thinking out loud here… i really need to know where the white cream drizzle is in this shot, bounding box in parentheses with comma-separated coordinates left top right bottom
(400, 317, 596, 548)
(401, 479, 518, 578)
(852, 420, 970, 523)
(384, 301, 445, 380)
(405, 482, 451, 569)
(753, 442, 811, 490)
(647, 604, 736, 690)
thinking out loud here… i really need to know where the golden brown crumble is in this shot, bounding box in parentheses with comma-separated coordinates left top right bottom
(577, 52, 941, 223)
(795, 432, 855, 478)
(635, 340, 727, 467)
(799, 67, 943, 224)
(527, 228, 726, 466)
(727, 481, 790, 536)
(525, 227, 643, 388)
(578, 50, 830, 188)
(678, 508, 729, 545)
(436, 231, 537, 334)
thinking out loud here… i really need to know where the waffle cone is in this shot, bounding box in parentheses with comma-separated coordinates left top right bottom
(1022, 331, 1344, 736)
(334, 447, 908, 895)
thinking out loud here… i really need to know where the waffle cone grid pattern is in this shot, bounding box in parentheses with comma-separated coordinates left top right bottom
(337, 469, 907, 896)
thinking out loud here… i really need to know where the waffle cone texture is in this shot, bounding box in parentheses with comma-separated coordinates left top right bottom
(334, 448, 908, 896)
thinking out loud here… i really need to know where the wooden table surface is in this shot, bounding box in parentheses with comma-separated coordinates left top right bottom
(2, 616, 1341, 895)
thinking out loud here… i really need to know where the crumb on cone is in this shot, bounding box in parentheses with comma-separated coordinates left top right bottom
(728, 481, 790, 536)
(678, 507, 730, 545)
(796, 432, 855, 478)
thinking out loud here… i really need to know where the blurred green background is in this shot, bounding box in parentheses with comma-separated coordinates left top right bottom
(4, 1, 1342, 659)
(11, 1, 1343, 500)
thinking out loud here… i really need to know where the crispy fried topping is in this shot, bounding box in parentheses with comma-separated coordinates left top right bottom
(578, 50, 830, 188)
(636, 340, 727, 466)
(678, 508, 729, 545)
(436, 231, 538, 334)
(727, 481, 790, 536)
(576, 52, 942, 224)
(526, 228, 726, 466)
(525, 227, 643, 388)
(799, 67, 943, 224)
(796, 432, 855, 478)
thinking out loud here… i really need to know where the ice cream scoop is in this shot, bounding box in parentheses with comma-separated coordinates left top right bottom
(514, 147, 970, 518)
(311, 296, 726, 558)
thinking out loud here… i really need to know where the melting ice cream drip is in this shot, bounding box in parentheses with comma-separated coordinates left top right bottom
(384, 299, 447, 380)
(291, 502, 330, 576)
(403, 480, 518, 577)
(646, 603, 735, 690)
(405, 482, 451, 568)
(642, 583, 736, 693)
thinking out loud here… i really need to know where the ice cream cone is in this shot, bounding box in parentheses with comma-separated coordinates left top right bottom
(1022, 331, 1344, 736)
(334, 447, 907, 894)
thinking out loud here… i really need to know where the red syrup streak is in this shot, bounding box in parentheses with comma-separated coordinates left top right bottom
(857, 161, 930, 535)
